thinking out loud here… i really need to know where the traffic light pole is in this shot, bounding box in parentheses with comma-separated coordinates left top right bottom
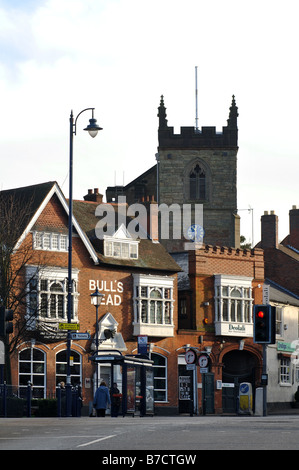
(263, 344, 267, 417)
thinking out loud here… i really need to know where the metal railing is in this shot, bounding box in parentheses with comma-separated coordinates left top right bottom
(0, 383, 82, 418)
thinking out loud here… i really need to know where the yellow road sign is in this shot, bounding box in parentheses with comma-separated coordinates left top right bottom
(58, 322, 80, 331)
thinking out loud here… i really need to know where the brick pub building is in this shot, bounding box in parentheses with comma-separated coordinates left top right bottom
(1, 96, 266, 415)
(1, 180, 265, 415)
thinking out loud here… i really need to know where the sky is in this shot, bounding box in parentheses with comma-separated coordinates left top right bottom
(0, 0, 298, 246)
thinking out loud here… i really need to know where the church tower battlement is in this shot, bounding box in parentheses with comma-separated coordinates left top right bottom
(157, 95, 240, 252)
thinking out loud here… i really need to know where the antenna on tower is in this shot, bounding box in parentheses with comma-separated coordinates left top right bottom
(195, 66, 199, 132)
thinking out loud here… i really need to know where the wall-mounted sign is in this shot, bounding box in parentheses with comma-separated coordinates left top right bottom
(215, 321, 253, 337)
(89, 280, 124, 306)
(58, 323, 80, 331)
(138, 335, 148, 355)
(185, 349, 197, 364)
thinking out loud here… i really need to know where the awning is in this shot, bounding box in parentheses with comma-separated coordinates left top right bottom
(89, 349, 153, 367)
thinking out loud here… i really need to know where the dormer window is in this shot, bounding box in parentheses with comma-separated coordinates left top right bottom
(103, 224, 139, 260)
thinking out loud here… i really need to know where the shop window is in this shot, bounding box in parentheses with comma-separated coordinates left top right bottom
(152, 353, 167, 402)
(56, 350, 82, 387)
(19, 348, 46, 398)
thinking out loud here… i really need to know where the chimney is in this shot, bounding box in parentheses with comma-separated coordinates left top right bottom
(83, 188, 103, 203)
(261, 210, 278, 249)
(138, 196, 159, 242)
(289, 205, 299, 249)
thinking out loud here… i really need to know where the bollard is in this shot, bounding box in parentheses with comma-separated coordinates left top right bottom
(27, 382, 32, 417)
(57, 384, 62, 417)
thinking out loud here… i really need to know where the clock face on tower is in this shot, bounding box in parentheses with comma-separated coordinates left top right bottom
(187, 224, 205, 243)
(185, 349, 196, 364)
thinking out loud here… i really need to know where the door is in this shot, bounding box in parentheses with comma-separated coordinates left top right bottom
(202, 373, 214, 414)
(222, 378, 238, 414)
(178, 365, 194, 414)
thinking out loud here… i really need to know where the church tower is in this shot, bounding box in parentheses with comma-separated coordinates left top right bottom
(157, 95, 240, 252)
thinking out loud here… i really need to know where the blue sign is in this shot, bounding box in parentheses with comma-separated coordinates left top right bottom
(138, 335, 148, 355)
(70, 332, 90, 340)
(240, 383, 249, 394)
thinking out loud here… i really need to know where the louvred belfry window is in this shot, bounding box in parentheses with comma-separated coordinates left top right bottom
(189, 164, 206, 200)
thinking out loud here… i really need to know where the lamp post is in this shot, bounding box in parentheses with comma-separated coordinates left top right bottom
(90, 288, 104, 389)
(66, 108, 102, 417)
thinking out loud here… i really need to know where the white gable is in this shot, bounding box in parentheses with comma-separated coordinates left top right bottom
(14, 182, 99, 264)
(112, 223, 132, 240)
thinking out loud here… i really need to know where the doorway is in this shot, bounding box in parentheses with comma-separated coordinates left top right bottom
(178, 365, 194, 414)
(222, 350, 257, 414)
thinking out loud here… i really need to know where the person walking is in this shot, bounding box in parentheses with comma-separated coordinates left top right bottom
(93, 381, 111, 417)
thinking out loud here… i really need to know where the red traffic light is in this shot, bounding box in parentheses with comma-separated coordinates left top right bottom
(257, 310, 265, 319)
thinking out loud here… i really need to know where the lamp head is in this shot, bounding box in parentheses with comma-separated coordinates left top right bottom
(84, 117, 103, 138)
(90, 288, 104, 306)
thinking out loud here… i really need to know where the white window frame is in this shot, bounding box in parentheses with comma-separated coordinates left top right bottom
(132, 274, 175, 337)
(152, 353, 168, 403)
(33, 231, 68, 252)
(214, 275, 253, 324)
(103, 224, 139, 260)
(56, 349, 82, 387)
(19, 347, 46, 398)
(279, 357, 292, 386)
(104, 239, 139, 259)
(26, 266, 79, 325)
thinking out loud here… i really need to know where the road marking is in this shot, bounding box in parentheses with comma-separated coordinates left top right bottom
(76, 434, 116, 448)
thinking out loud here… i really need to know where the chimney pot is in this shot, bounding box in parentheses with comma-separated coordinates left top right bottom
(261, 211, 278, 249)
(289, 206, 299, 249)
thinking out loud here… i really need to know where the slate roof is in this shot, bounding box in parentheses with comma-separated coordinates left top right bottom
(266, 278, 299, 306)
(1, 181, 180, 273)
(72, 199, 180, 273)
(0, 181, 57, 244)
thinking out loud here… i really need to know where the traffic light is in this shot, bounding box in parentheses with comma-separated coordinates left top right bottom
(253, 304, 276, 344)
(0, 306, 14, 337)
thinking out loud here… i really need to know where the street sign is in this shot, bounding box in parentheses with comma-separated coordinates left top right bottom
(198, 354, 209, 368)
(70, 332, 91, 340)
(138, 335, 148, 355)
(58, 322, 80, 331)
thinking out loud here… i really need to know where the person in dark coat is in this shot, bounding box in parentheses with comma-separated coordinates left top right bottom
(93, 381, 111, 417)
(111, 382, 121, 417)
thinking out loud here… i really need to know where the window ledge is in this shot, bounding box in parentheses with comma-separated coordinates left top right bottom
(133, 323, 174, 337)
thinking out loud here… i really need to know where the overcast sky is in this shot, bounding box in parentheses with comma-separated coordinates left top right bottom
(0, 0, 298, 246)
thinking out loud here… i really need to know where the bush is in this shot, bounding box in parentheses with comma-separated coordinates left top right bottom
(34, 399, 57, 417)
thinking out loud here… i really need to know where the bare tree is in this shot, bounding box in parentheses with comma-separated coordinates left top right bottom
(0, 191, 47, 381)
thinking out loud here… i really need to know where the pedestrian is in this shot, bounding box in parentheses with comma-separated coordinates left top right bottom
(93, 381, 111, 417)
(111, 382, 121, 417)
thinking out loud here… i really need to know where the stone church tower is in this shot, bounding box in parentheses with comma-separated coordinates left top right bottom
(106, 95, 240, 252)
(156, 95, 240, 252)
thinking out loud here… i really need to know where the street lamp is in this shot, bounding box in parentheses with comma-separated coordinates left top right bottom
(90, 288, 104, 389)
(66, 108, 102, 417)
